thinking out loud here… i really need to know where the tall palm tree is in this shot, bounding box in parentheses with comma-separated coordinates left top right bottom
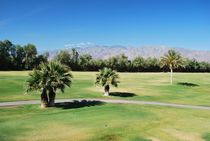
(26, 61, 73, 108)
(95, 67, 120, 96)
(160, 50, 184, 84)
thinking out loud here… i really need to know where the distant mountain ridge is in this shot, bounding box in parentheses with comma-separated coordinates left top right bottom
(49, 44, 210, 62)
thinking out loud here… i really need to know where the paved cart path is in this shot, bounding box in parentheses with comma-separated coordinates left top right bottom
(1, 99, 210, 110)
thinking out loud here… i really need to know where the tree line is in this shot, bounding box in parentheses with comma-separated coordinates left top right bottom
(0, 40, 48, 70)
(54, 49, 210, 72)
(1, 39, 210, 72)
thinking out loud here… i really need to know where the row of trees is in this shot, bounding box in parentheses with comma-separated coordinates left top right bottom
(0, 40, 48, 70)
(1, 40, 210, 72)
(26, 61, 119, 108)
(54, 49, 210, 72)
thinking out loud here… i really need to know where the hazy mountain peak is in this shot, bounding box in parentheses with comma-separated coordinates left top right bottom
(49, 44, 210, 62)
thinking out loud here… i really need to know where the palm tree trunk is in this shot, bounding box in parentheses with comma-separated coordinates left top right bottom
(41, 88, 48, 108)
(170, 68, 173, 85)
(104, 85, 110, 96)
(48, 89, 56, 107)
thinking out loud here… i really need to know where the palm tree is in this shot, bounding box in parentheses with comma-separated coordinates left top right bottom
(26, 61, 73, 108)
(95, 67, 120, 96)
(160, 50, 184, 85)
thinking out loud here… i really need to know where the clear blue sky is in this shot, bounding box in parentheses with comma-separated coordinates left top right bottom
(0, 0, 210, 52)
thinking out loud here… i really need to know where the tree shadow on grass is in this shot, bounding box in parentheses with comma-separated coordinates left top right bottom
(55, 100, 104, 109)
(109, 92, 136, 97)
(177, 82, 199, 87)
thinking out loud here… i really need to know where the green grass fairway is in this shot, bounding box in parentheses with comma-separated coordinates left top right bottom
(1, 71, 210, 141)
(0, 103, 210, 141)
(0, 71, 210, 106)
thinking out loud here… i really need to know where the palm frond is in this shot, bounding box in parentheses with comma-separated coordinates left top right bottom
(95, 67, 120, 87)
(160, 50, 184, 70)
(25, 61, 73, 94)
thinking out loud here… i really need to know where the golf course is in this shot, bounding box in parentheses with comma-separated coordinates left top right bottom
(1, 71, 210, 141)
(2, 0, 210, 140)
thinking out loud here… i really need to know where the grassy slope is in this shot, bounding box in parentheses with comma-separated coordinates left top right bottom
(0, 71, 210, 106)
(0, 103, 210, 141)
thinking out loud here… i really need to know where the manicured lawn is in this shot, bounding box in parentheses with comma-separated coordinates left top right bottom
(1, 71, 210, 141)
(0, 71, 100, 102)
(0, 103, 210, 141)
(0, 71, 210, 106)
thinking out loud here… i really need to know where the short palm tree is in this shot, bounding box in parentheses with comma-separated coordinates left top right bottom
(26, 61, 73, 108)
(160, 50, 184, 84)
(95, 67, 120, 96)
